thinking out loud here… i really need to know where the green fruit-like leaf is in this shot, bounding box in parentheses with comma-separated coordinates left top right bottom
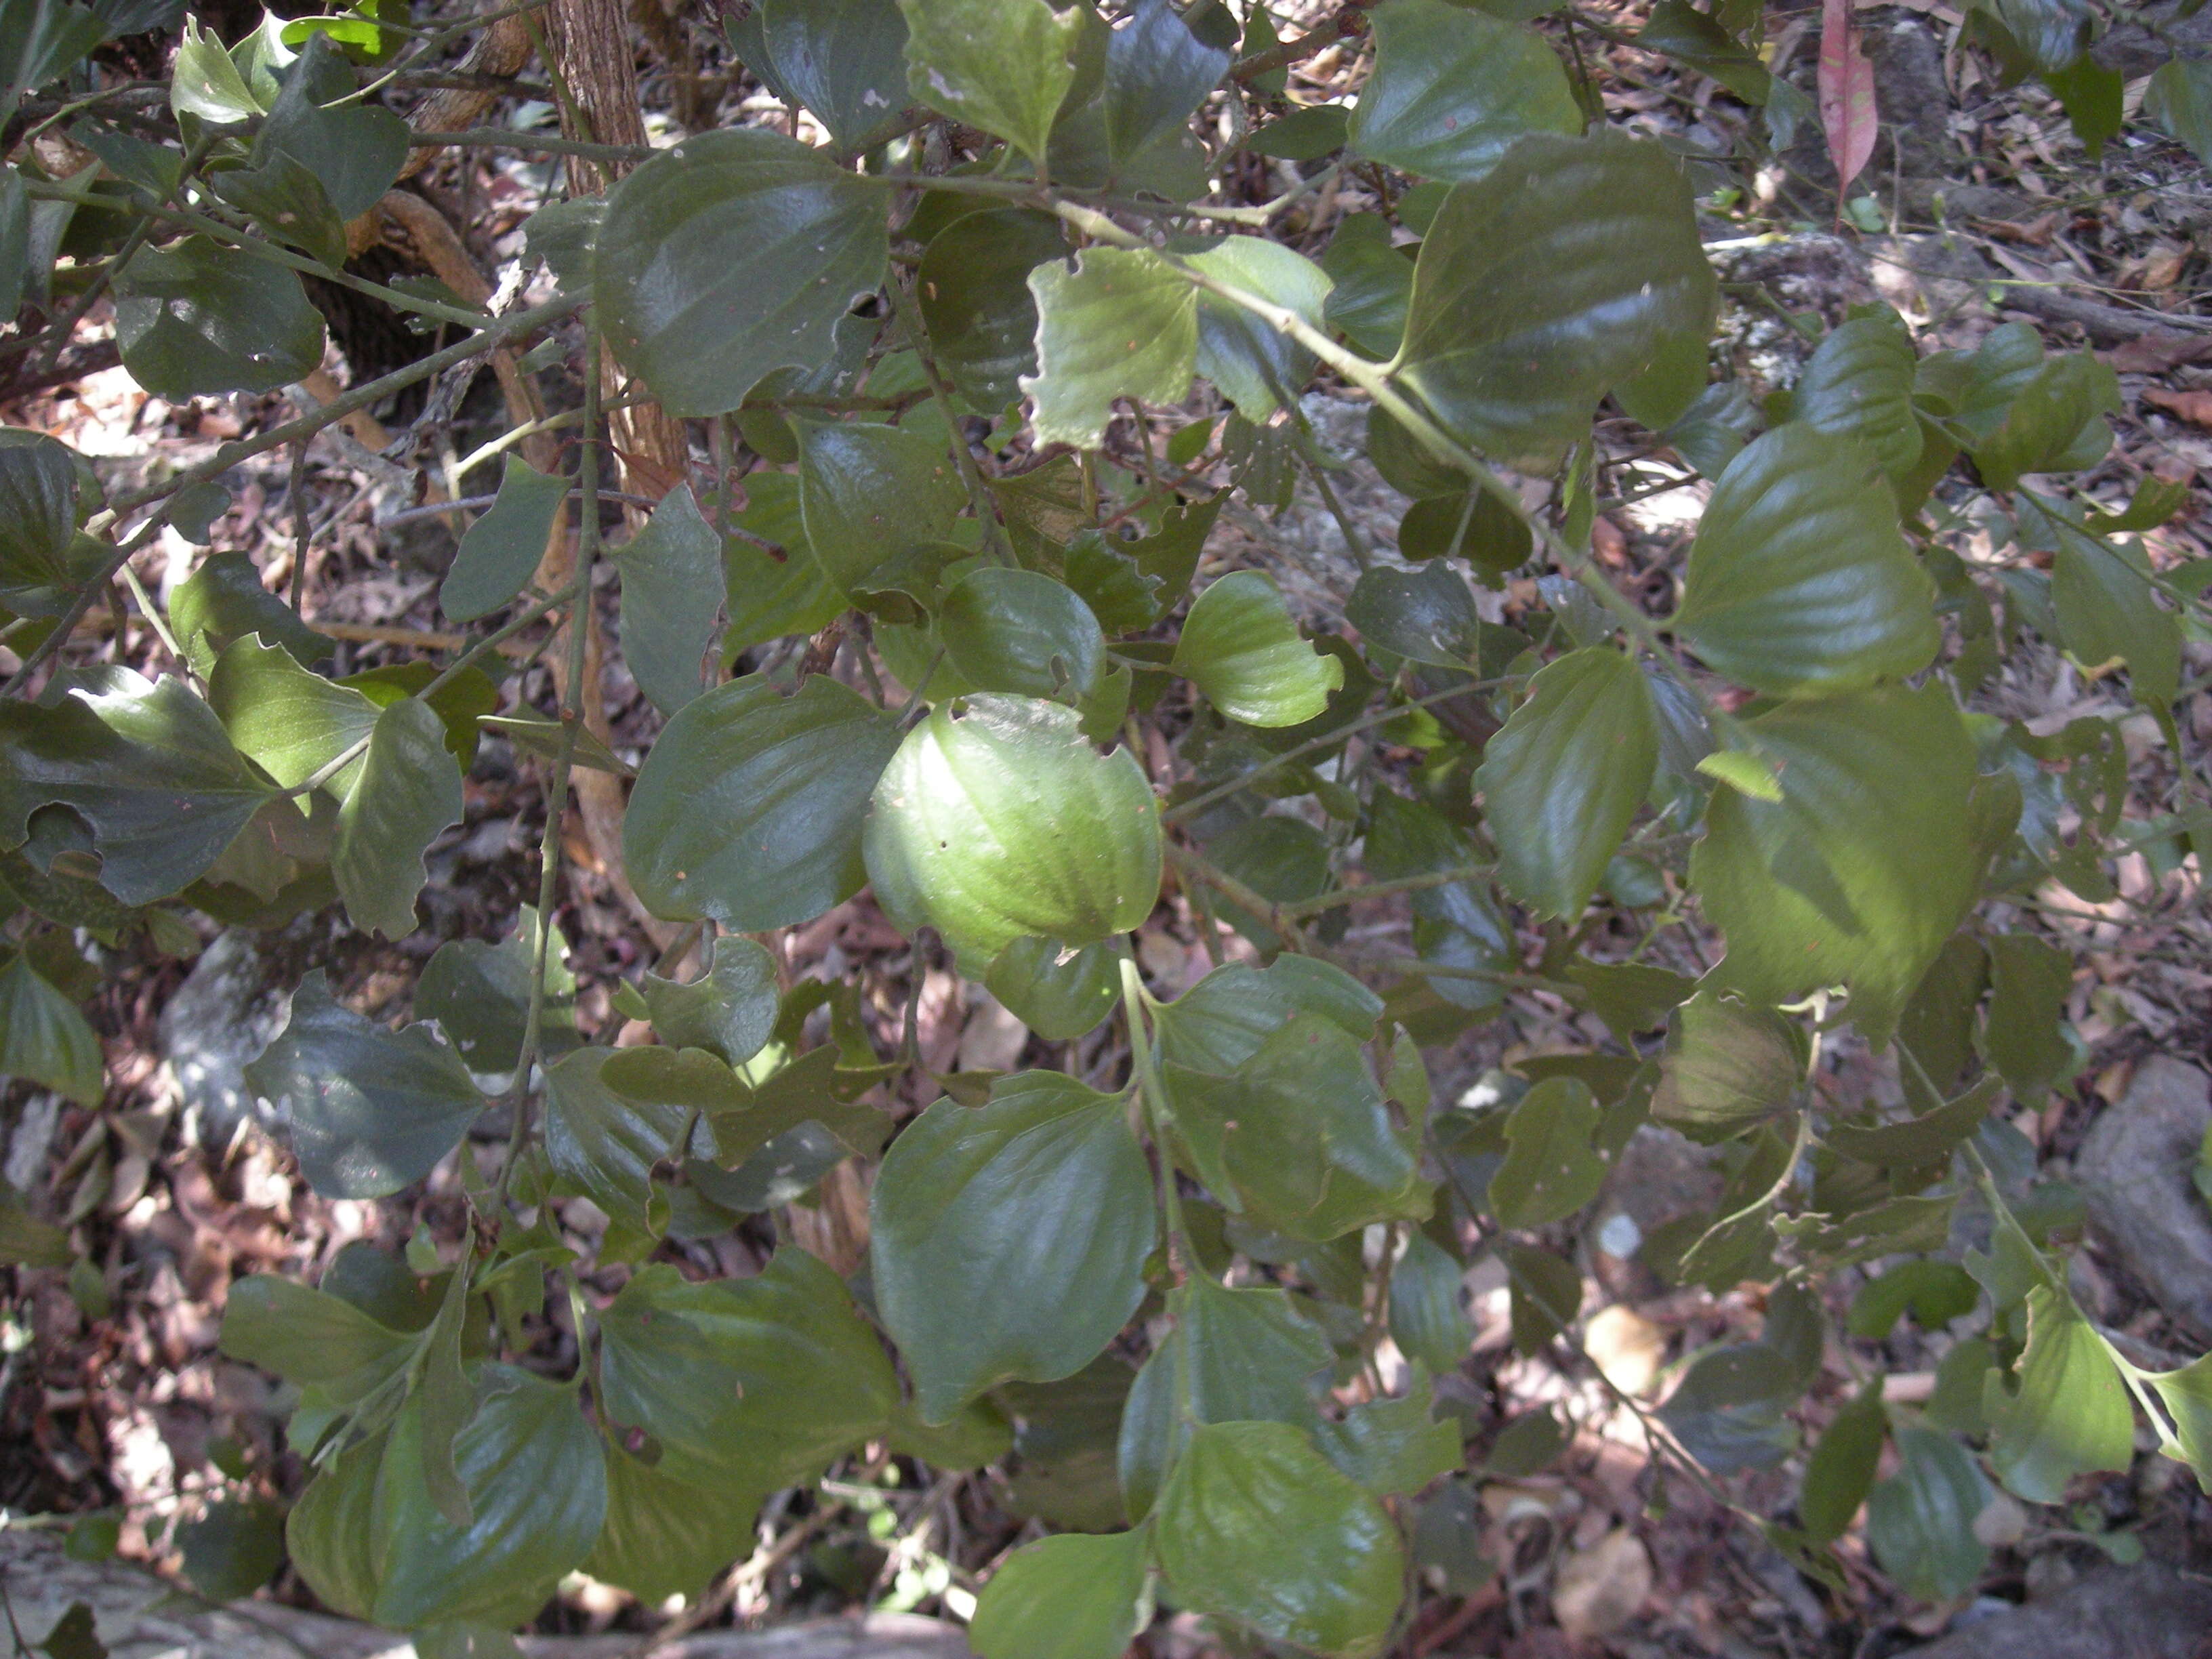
(2049, 516, 2180, 711)
(1320, 213, 1412, 361)
(1651, 987, 1806, 1144)
(586, 1440, 762, 1607)
(595, 1251, 897, 1491)
(970, 1528, 1151, 1659)
(1397, 129, 1715, 469)
(594, 127, 888, 417)
(245, 970, 483, 1199)
(171, 550, 331, 678)
(1490, 1076, 1605, 1227)
(899, 0, 1084, 165)
(1349, 0, 1581, 182)
(917, 207, 1067, 409)
(1988, 1284, 2134, 1502)
(1791, 311, 1923, 483)
(1025, 245, 1197, 449)
(332, 698, 462, 940)
(1800, 1384, 1887, 1544)
(288, 1366, 608, 1630)
(1865, 1427, 1991, 1603)
(761, 0, 909, 144)
(1172, 571, 1344, 727)
(1156, 1420, 1406, 1659)
(543, 1048, 687, 1237)
(1185, 237, 1332, 423)
(1475, 646, 1655, 918)
(625, 673, 903, 931)
(112, 237, 323, 400)
(1674, 424, 1936, 695)
(940, 566, 1107, 699)
(0, 951, 101, 1107)
(1162, 1013, 1428, 1240)
(873, 1072, 1152, 1422)
(1689, 683, 1984, 1046)
(0, 669, 276, 905)
(442, 455, 565, 623)
(641, 935, 779, 1065)
(616, 484, 722, 716)
(863, 694, 1161, 969)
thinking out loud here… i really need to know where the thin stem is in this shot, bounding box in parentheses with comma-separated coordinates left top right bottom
(890, 274, 1013, 563)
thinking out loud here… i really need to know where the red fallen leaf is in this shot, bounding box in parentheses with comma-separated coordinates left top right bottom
(1818, 0, 1879, 205)
(2144, 386, 2212, 428)
(2102, 332, 2212, 374)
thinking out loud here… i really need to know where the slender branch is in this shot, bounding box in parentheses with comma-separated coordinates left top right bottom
(889, 274, 1013, 563)
(1228, 4, 1374, 83)
(411, 125, 653, 164)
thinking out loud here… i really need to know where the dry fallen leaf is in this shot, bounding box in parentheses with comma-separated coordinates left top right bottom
(1584, 1304, 1667, 1396)
(2101, 333, 2212, 375)
(2145, 386, 2212, 428)
(1552, 1525, 1654, 1641)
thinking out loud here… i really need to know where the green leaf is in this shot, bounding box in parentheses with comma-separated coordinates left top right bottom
(112, 237, 323, 400)
(1316, 1379, 1462, 1497)
(1824, 1076, 1999, 1169)
(288, 1366, 608, 1630)
(1799, 1383, 1885, 1544)
(2147, 58, 2212, 167)
(1152, 954, 1381, 1073)
(1172, 571, 1344, 728)
(441, 455, 565, 623)
(595, 1250, 896, 1491)
(917, 207, 1067, 410)
(1651, 987, 1807, 1144)
(1865, 1427, 1990, 1602)
(1500, 1240, 1580, 1355)
(1104, 0, 1229, 163)
(1791, 310, 1922, 483)
(586, 1440, 761, 1607)
(2049, 518, 2180, 710)
(1635, 0, 1770, 102)
(332, 698, 462, 940)
(795, 418, 968, 613)
(171, 550, 331, 678)
(30, 1601, 103, 1659)
(1394, 488, 1531, 574)
(1320, 213, 1412, 361)
(940, 567, 1106, 699)
(0, 1178, 70, 1268)
(1490, 1076, 1605, 1227)
(543, 1047, 687, 1237)
(1689, 683, 1985, 1046)
(595, 127, 888, 417)
(245, 970, 483, 1199)
(1389, 1230, 1472, 1374)
(900, 0, 1084, 165)
(761, 0, 910, 145)
(1565, 958, 1694, 1038)
(0, 434, 84, 596)
(1983, 933, 2073, 1101)
(625, 673, 903, 931)
(1185, 237, 1332, 422)
(615, 484, 722, 716)
(1673, 424, 1938, 696)
(0, 951, 101, 1106)
(1847, 1260, 1980, 1340)
(1988, 1284, 2134, 1502)
(872, 1070, 1154, 1421)
(1397, 129, 1715, 469)
(171, 15, 262, 122)
(2146, 1353, 2212, 1481)
(0, 670, 276, 905)
(1248, 102, 1347, 161)
(1346, 560, 1481, 669)
(1475, 646, 1656, 918)
(641, 935, 778, 1065)
(251, 33, 407, 220)
(722, 476, 844, 659)
(1348, 0, 1580, 183)
(1155, 1420, 1405, 1659)
(1971, 352, 2119, 491)
(1118, 1273, 1332, 1520)
(1656, 1343, 1801, 1473)
(1025, 245, 1197, 449)
(416, 906, 577, 1076)
(863, 694, 1161, 970)
(970, 1528, 1151, 1659)
(1162, 1013, 1428, 1241)
(985, 934, 1120, 1040)
(218, 1271, 415, 1385)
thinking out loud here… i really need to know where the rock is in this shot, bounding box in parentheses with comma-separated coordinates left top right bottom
(2072, 1057, 2212, 1345)
(1898, 1562, 2212, 1659)
(2095, 0, 2212, 77)
(1551, 1525, 1654, 1641)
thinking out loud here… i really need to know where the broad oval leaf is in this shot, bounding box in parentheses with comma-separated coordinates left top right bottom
(0, 950, 102, 1107)
(544, 1047, 689, 1237)
(587, 1439, 762, 1607)
(761, 0, 909, 144)
(1397, 129, 1716, 469)
(442, 455, 566, 623)
(969, 1528, 1151, 1659)
(333, 697, 463, 941)
(1792, 310, 1923, 483)
(917, 207, 1067, 410)
(1155, 1420, 1406, 1659)
(1988, 1284, 2134, 1502)
(624, 673, 903, 931)
(939, 566, 1107, 699)
(985, 933, 1121, 1040)
(1673, 424, 1938, 696)
(796, 417, 968, 611)
(1474, 646, 1656, 919)
(244, 971, 483, 1198)
(1025, 245, 1197, 450)
(1490, 1076, 1605, 1227)
(900, 0, 1084, 165)
(1172, 571, 1344, 727)
(863, 694, 1162, 969)
(872, 1070, 1155, 1422)
(1349, 0, 1582, 183)
(1185, 237, 1332, 423)
(617, 483, 724, 716)
(112, 237, 324, 400)
(1865, 1427, 1991, 1603)
(594, 127, 889, 417)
